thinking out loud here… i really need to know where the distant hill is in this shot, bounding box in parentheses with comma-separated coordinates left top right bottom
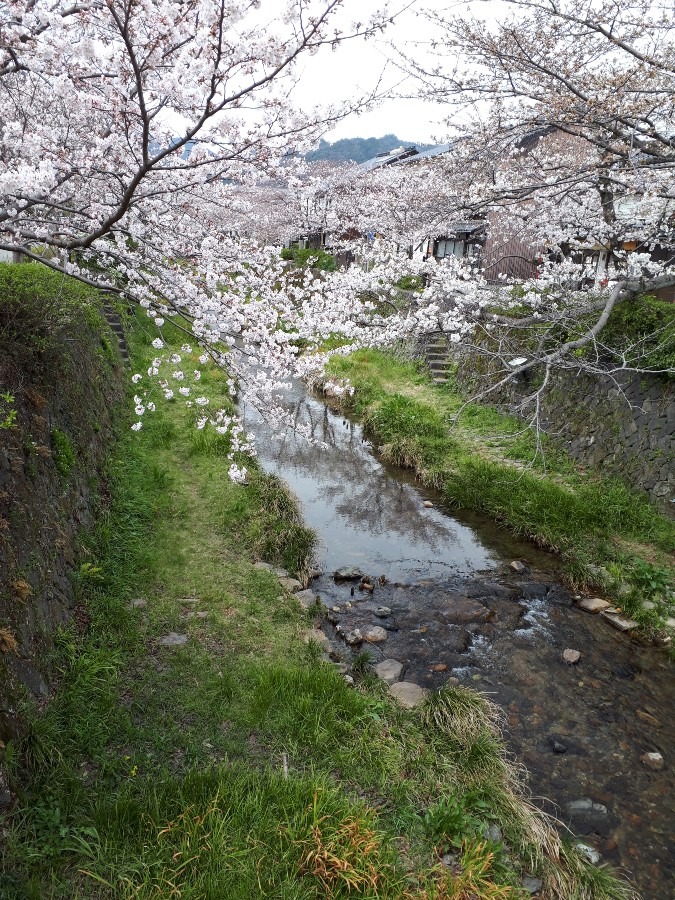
(306, 134, 432, 164)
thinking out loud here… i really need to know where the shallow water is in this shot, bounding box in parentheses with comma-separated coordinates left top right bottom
(244, 382, 675, 900)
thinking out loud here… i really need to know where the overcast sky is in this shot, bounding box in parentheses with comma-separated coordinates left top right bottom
(290, 1, 454, 144)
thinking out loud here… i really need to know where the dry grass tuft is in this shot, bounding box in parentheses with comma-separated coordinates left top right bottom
(12, 578, 32, 602)
(408, 841, 526, 900)
(295, 813, 388, 896)
(0, 627, 20, 655)
(421, 685, 504, 741)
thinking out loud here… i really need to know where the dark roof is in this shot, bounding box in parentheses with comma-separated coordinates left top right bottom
(360, 142, 456, 172)
(360, 145, 419, 171)
(397, 143, 454, 164)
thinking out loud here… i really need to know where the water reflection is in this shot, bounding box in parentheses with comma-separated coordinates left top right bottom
(243, 382, 498, 580)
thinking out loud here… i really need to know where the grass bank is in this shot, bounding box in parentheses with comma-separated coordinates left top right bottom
(325, 350, 674, 636)
(1, 321, 640, 899)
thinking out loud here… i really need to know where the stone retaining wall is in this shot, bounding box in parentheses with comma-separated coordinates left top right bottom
(457, 355, 674, 514)
(0, 304, 124, 752)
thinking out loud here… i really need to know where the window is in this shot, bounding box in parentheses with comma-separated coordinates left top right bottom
(434, 238, 466, 259)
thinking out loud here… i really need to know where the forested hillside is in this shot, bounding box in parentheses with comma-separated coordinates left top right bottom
(306, 134, 430, 163)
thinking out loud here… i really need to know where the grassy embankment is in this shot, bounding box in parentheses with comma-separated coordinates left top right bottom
(1, 313, 640, 899)
(326, 349, 675, 636)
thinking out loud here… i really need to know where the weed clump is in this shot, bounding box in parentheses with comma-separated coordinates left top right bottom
(51, 428, 76, 477)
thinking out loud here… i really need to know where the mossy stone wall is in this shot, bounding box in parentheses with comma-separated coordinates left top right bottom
(0, 266, 125, 750)
(456, 350, 674, 514)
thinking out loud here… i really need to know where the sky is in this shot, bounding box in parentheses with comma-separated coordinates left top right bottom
(289, 1, 454, 145)
(159, 0, 495, 149)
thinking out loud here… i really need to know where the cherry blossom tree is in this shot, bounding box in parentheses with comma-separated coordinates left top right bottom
(2, 0, 673, 471)
(0, 0, 400, 472)
(282, 0, 667, 441)
(395, 0, 675, 392)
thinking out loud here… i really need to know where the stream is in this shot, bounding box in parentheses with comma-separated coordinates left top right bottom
(243, 379, 674, 900)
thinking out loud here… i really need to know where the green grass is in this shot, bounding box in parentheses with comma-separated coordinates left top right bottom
(326, 349, 675, 609)
(0, 322, 640, 898)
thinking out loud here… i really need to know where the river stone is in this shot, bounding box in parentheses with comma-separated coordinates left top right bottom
(563, 648, 581, 664)
(666, 617, 675, 629)
(345, 629, 363, 645)
(130, 598, 147, 609)
(522, 876, 543, 895)
(278, 576, 302, 593)
(577, 597, 612, 613)
(486, 824, 502, 843)
(518, 582, 546, 600)
(636, 709, 660, 727)
(545, 586, 575, 607)
(294, 589, 318, 609)
(253, 561, 273, 571)
(334, 566, 364, 581)
(444, 597, 491, 624)
(510, 560, 528, 573)
(375, 659, 403, 684)
(575, 843, 601, 865)
(272, 566, 289, 577)
(423, 500, 434, 508)
(303, 628, 328, 645)
(159, 632, 188, 647)
(641, 751, 665, 771)
(389, 681, 428, 709)
(446, 627, 472, 653)
(364, 626, 388, 643)
(567, 798, 608, 816)
(374, 606, 392, 618)
(600, 612, 639, 631)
